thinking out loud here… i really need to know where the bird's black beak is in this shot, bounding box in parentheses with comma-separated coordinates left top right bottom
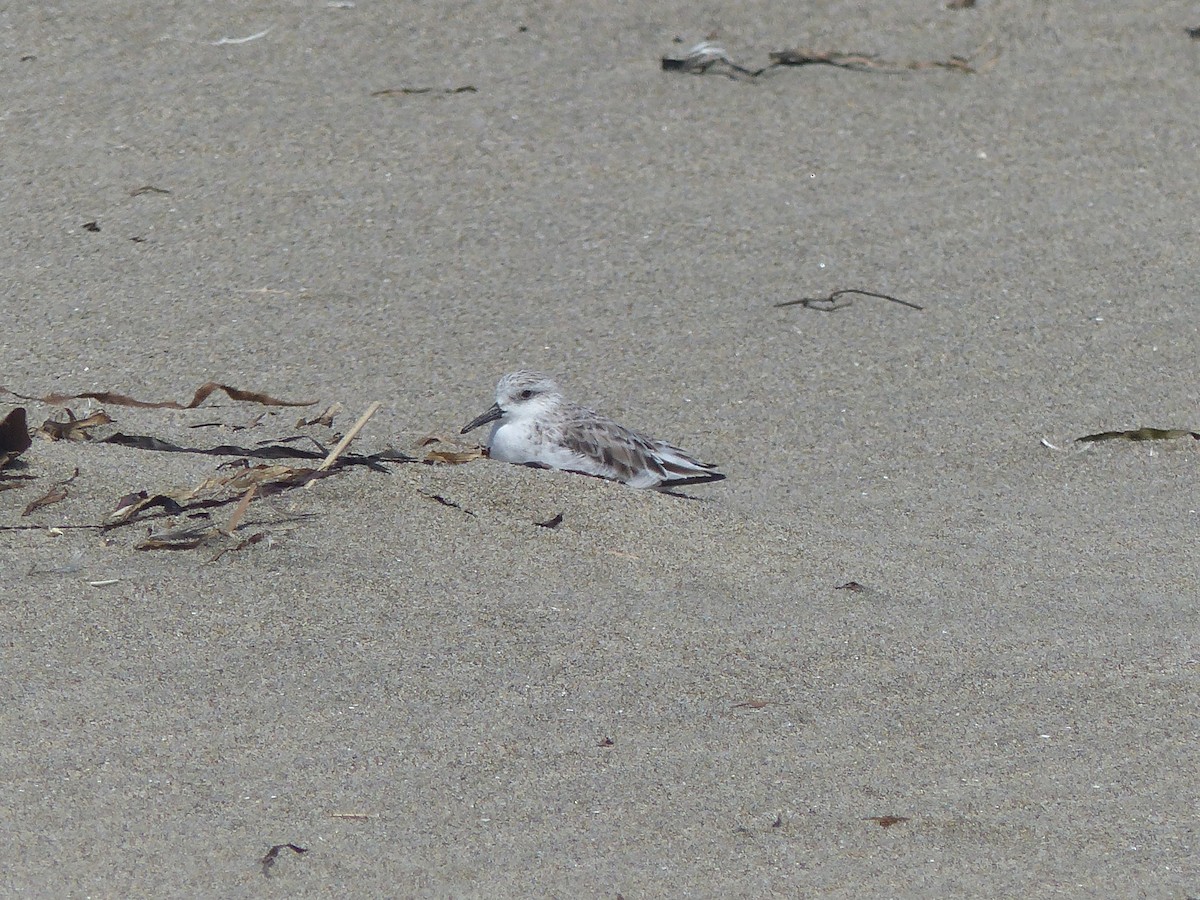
(461, 403, 503, 434)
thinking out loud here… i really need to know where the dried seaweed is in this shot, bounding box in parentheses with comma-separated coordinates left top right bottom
(22, 467, 79, 516)
(1, 381, 314, 409)
(100, 432, 410, 470)
(110, 464, 330, 527)
(1077, 427, 1200, 444)
(4, 391, 405, 554)
(662, 39, 995, 81)
(260, 843, 307, 877)
(424, 447, 485, 465)
(420, 491, 476, 517)
(776, 288, 923, 312)
(371, 85, 477, 97)
(137, 521, 221, 551)
(835, 581, 868, 593)
(134, 478, 278, 552)
(419, 434, 485, 465)
(38, 410, 113, 441)
(210, 532, 266, 561)
(189, 412, 265, 431)
(770, 47, 981, 73)
(297, 403, 341, 428)
(0, 407, 32, 468)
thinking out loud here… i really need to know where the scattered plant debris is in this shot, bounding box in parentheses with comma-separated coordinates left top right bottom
(769, 47, 980, 74)
(306, 401, 382, 486)
(137, 520, 224, 551)
(22, 468, 79, 516)
(420, 491, 476, 517)
(371, 85, 477, 97)
(535, 512, 564, 529)
(835, 581, 868, 593)
(1, 381, 314, 409)
(422, 451, 482, 465)
(110, 463, 333, 529)
(100, 432, 407, 471)
(3, 388, 413, 558)
(420, 434, 486, 465)
(298, 402, 341, 428)
(662, 40, 995, 80)
(130, 185, 171, 196)
(103, 432, 318, 460)
(189, 412, 265, 431)
(776, 288, 923, 312)
(0, 407, 32, 467)
(260, 843, 307, 877)
(38, 410, 113, 441)
(866, 815, 909, 828)
(210, 532, 266, 561)
(224, 483, 257, 534)
(137, 483, 268, 553)
(1076, 427, 1199, 444)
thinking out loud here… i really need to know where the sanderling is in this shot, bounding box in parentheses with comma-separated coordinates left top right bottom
(460, 370, 725, 490)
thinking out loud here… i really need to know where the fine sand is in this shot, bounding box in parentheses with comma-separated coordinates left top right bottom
(2, 1, 1198, 896)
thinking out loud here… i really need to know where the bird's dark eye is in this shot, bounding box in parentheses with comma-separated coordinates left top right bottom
(519, 389, 534, 400)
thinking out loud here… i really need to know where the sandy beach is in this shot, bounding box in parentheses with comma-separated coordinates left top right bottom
(2, 1, 1198, 896)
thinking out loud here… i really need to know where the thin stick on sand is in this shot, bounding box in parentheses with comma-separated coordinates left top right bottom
(223, 484, 257, 534)
(305, 401, 382, 489)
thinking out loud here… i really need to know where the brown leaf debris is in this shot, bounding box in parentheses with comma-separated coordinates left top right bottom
(38, 410, 113, 441)
(2, 381, 315, 409)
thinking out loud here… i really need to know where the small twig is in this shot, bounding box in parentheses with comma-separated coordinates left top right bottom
(775, 288, 924, 311)
(306, 401, 381, 488)
(223, 484, 257, 535)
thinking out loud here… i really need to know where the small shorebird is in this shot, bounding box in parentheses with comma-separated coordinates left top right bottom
(461, 370, 725, 489)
